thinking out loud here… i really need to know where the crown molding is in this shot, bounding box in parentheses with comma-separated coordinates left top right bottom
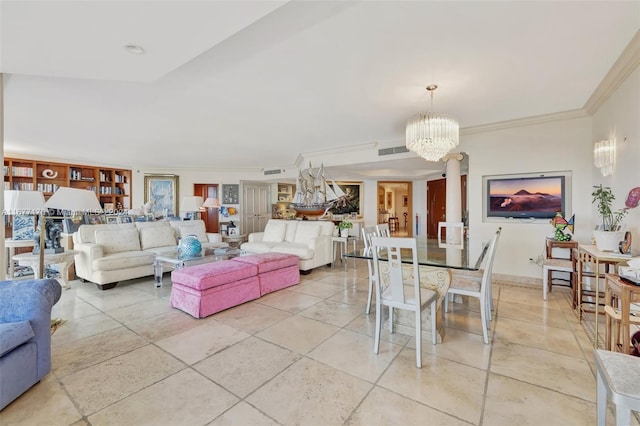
(460, 109, 589, 135)
(584, 29, 640, 114)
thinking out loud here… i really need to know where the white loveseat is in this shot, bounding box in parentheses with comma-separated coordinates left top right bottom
(73, 220, 227, 289)
(241, 219, 335, 273)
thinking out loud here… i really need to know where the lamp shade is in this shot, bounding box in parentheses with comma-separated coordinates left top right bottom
(44, 187, 102, 212)
(181, 196, 204, 212)
(202, 197, 220, 208)
(4, 190, 46, 214)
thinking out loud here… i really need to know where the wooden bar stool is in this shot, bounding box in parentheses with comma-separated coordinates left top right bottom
(388, 217, 399, 233)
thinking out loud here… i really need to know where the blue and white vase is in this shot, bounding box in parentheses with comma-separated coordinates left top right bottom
(178, 234, 202, 259)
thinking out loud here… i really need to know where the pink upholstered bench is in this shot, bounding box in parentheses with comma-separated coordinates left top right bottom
(231, 253, 300, 296)
(170, 261, 260, 318)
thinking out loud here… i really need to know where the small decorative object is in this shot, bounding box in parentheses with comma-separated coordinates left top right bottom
(338, 219, 352, 237)
(227, 221, 238, 236)
(619, 231, 632, 255)
(41, 169, 58, 179)
(178, 234, 202, 259)
(550, 212, 574, 241)
(33, 220, 64, 254)
(592, 185, 629, 251)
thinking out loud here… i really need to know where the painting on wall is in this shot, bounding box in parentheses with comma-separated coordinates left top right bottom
(144, 174, 179, 217)
(329, 181, 363, 216)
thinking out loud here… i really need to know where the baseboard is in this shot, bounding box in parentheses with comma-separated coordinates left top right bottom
(493, 273, 542, 287)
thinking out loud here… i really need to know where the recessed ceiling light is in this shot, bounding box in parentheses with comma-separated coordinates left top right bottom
(124, 44, 145, 55)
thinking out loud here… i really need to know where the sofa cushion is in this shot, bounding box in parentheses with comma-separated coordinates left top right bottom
(262, 221, 286, 243)
(179, 222, 208, 243)
(95, 228, 141, 254)
(272, 243, 314, 260)
(139, 226, 176, 250)
(284, 221, 298, 242)
(92, 251, 155, 272)
(240, 241, 280, 254)
(76, 223, 135, 244)
(293, 222, 321, 244)
(231, 252, 299, 273)
(0, 321, 34, 357)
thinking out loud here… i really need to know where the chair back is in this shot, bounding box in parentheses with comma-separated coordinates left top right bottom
(376, 223, 391, 237)
(371, 236, 420, 306)
(438, 222, 465, 249)
(480, 227, 502, 296)
(361, 226, 378, 254)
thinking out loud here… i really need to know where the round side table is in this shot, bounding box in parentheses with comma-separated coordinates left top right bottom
(222, 234, 247, 249)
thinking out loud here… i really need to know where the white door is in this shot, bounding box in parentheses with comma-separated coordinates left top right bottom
(242, 182, 271, 234)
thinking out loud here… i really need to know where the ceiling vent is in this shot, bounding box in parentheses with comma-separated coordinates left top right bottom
(264, 169, 283, 175)
(378, 146, 409, 156)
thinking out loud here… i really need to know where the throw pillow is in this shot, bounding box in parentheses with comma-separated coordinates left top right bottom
(179, 222, 208, 243)
(139, 226, 176, 250)
(263, 221, 286, 243)
(293, 222, 321, 244)
(95, 228, 141, 254)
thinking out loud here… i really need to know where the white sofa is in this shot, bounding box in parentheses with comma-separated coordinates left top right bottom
(73, 220, 227, 289)
(241, 219, 335, 273)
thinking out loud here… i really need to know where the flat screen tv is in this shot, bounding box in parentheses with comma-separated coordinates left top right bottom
(486, 175, 565, 219)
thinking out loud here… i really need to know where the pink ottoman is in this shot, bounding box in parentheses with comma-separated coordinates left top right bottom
(232, 253, 300, 296)
(170, 260, 259, 318)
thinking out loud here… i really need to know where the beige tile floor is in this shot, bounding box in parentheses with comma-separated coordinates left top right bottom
(1, 264, 637, 425)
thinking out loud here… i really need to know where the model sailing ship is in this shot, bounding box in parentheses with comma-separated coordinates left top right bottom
(291, 163, 345, 217)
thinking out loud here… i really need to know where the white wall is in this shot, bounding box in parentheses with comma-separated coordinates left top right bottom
(458, 116, 594, 281)
(591, 66, 640, 253)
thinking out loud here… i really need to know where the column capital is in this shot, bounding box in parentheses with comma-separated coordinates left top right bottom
(441, 153, 464, 162)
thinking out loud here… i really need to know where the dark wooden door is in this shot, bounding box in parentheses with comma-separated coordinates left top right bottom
(193, 184, 219, 232)
(426, 176, 467, 239)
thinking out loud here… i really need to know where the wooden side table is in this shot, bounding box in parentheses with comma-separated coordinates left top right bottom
(604, 273, 640, 354)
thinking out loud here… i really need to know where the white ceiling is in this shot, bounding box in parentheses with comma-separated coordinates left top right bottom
(1, 1, 639, 180)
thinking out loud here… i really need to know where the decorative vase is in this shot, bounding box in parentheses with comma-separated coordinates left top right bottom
(178, 234, 202, 258)
(593, 230, 625, 252)
(340, 228, 350, 238)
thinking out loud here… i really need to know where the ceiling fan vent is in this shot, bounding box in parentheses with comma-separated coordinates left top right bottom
(264, 169, 283, 175)
(378, 146, 409, 156)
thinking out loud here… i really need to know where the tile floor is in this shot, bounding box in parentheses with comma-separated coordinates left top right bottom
(1, 264, 637, 425)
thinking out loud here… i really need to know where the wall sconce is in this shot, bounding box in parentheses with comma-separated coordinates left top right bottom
(594, 138, 615, 176)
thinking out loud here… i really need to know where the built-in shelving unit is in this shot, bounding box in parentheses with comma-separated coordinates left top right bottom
(4, 157, 132, 211)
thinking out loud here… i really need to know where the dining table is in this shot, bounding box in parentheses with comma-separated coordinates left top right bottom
(343, 238, 487, 342)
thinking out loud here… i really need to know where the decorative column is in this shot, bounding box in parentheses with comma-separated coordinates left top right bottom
(442, 153, 464, 267)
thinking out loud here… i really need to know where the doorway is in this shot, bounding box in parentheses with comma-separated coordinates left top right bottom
(426, 176, 467, 239)
(193, 183, 219, 233)
(377, 181, 412, 236)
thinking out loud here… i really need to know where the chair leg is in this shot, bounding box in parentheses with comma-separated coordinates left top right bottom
(480, 295, 489, 344)
(543, 266, 549, 301)
(431, 300, 438, 345)
(389, 306, 394, 334)
(374, 302, 381, 355)
(365, 277, 373, 315)
(415, 309, 422, 368)
(444, 292, 449, 312)
(596, 371, 606, 426)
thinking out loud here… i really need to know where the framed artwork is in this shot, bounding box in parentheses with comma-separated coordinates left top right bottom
(120, 216, 133, 224)
(144, 174, 179, 217)
(105, 215, 119, 224)
(12, 215, 35, 240)
(85, 213, 103, 225)
(386, 192, 393, 209)
(222, 184, 239, 204)
(103, 202, 115, 213)
(329, 181, 363, 216)
(63, 215, 86, 233)
(228, 227, 239, 236)
(403, 196, 408, 207)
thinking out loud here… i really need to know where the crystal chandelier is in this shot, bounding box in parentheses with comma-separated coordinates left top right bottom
(406, 85, 459, 161)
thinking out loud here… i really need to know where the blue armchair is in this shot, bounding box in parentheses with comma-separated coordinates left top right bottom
(0, 279, 61, 410)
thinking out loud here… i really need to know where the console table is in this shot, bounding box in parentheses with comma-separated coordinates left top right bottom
(13, 250, 77, 289)
(576, 245, 632, 348)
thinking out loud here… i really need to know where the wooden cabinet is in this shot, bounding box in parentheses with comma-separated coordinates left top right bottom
(4, 157, 132, 211)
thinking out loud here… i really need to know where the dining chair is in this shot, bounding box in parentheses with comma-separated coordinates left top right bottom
(371, 236, 439, 368)
(444, 227, 501, 344)
(376, 223, 390, 237)
(437, 221, 465, 249)
(361, 226, 379, 314)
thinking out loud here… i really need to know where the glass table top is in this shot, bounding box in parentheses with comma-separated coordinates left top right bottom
(343, 237, 485, 271)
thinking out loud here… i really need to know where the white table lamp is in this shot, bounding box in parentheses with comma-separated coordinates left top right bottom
(202, 197, 220, 209)
(181, 196, 204, 219)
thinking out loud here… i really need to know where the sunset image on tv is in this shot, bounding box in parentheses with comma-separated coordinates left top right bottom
(488, 176, 564, 218)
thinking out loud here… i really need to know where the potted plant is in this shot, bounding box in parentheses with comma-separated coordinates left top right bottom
(338, 219, 353, 237)
(592, 184, 628, 251)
